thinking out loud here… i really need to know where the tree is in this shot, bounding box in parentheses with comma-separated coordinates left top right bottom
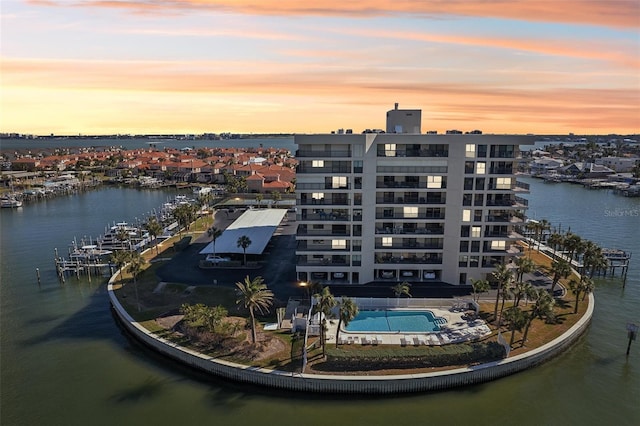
(207, 226, 223, 258)
(391, 281, 412, 298)
(180, 303, 228, 333)
(547, 232, 564, 260)
(503, 306, 527, 347)
(312, 286, 337, 357)
(145, 217, 164, 255)
(521, 288, 555, 345)
(255, 193, 263, 208)
(335, 297, 358, 348)
(470, 278, 490, 302)
(237, 235, 252, 266)
(492, 264, 513, 323)
(126, 251, 146, 312)
(563, 232, 583, 262)
(549, 259, 572, 296)
(173, 203, 197, 236)
(235, 275, 274, 344)
(109, 250, 130, 284)
(115, 226, 131, 250)
(514, 256, 535, 283)
(270, 190, 281, 208)
(569, 276, 595, 314)
(582, 241, 608, 278)
(511, 280, 533, 308)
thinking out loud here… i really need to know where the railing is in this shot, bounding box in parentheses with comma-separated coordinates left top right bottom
(299, 199, 351, 206)
(376, 256, 443, 265)
(297, 183, 351, 190)
(375, 227, 444, 235)
(377, 149, 448, 158)
(297, 230, 350, 236)
(296, 150, 351, 158)
(375, 212, 445, 220)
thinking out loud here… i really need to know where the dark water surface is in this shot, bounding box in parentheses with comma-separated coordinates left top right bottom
(1, 180, 639, 426)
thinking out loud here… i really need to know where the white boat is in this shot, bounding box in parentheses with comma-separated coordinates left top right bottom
(1, 197, 23, 208)
(69, 244, 113, 261)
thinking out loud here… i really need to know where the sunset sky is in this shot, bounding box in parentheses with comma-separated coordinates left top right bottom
(1, 1, 639, 135)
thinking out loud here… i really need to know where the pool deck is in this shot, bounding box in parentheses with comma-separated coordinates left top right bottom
(326, 308, 492, 346)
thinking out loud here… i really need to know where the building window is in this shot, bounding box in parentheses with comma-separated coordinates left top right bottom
(476, 162, 486, 174)
(461, 226, 470, 237)
(404, 206, 418, 218)
(312, 160, 324, 168)
(496, 177, 512, 189)
(465, 144, 476, 158)
(477, 145, 487, 157)
(427, 175, 442, 189)
(332, 176, 347, 189)
(382, 237, 393, 247)
(459, 255, 468, 267)
(491, 240, 506, 250)
(353, 144, 364, 157)
(462, 209, 471, 222)
(312, 192, 324, 202)
(471, 226, 481, 238)
(463, 194, 472, 206)
(353, 160, 363, 173)
(460, 240, 469, 252)
(475, 178, 485, 191)
(332, 239, 347, 249)
(459, 273, 467, 285)
(471, 241, 480, 252)
(384, 144, 396, 156)
(465, 161, 475, 174)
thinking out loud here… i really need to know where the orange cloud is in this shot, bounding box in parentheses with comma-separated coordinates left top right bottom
(2, 56, 638, 134)
(27, 0, 640, 29)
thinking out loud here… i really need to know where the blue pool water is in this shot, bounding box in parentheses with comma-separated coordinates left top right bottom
(345, 310, 446, 333)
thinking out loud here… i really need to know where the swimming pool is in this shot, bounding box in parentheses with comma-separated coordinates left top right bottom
(344, 310, 446, 333)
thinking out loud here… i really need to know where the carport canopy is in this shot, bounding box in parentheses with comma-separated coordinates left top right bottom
(199, 208, 288, 255)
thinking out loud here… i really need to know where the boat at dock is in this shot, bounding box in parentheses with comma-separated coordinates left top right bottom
(1, 197, 23, 208)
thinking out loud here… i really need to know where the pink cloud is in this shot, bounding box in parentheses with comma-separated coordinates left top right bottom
(26, 0, 640, 29)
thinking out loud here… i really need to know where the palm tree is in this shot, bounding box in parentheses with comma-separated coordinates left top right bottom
(172, 203, 197, 236)
(207, 226, 222, 258)
(563, 232, 582, 263)
(503, 306, 527, 346)
(511, 280, 533, 308)
(547, 232, 564, 260)
(145, 217, 163, 255)
(312, 286, 337, 357)
(237, 235, 252, 266)
(335, 297, 358, 348)
(470, 278, 490, 302)
(109, 250, 130, 284)
(582, 241, 608, 278)
(116, 226, 130, 250)
(514, 256, 535, 283)
(492, 264, 513, 323)
(521, 288, 555, 345)
(549, 259, 572, 296)
(255, 193, 263, 208)
(270, 190, 281, 208)
(569, 276, 595, 314)
(235, 275, 274, 344)
(536, 219, 551, 250)
(127, 251, 146, 312)
(391, 281, 412, 298)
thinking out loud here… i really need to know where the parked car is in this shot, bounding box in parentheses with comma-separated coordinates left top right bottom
(205, 255, 231, 263)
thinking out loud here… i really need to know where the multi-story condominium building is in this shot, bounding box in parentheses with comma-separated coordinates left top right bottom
(295, 106, 535, 286)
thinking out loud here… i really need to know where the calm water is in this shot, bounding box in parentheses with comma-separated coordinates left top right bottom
(1, 180, 639, 426)
(0, 136, 296, 153)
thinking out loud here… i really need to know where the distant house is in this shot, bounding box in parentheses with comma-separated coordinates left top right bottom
(560, 162, 615, 178)
(530, 158, 564, 176)
(595, 157, 639, 173)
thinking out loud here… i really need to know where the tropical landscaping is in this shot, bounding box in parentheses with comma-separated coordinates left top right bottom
(110, 210, 598, 376)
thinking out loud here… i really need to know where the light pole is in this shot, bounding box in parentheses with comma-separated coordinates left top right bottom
(626, 323, 638, 356)
(299, 281, 309, 304)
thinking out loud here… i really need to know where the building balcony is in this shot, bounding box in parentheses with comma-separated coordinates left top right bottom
(299, 198, 350, 206)
(297, 229, 350, 237)
(375, 226, 444, 235)
(296, 149, 351, 158)
(375, 254, 443, 265)
(375, 212, 445, 220)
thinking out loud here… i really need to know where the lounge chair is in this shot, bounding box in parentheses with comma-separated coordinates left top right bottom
(375, 335, 383, 345)
(362, 335, 372, 345)
(400, 336, 410, 346)
(412, 336, 421, 346)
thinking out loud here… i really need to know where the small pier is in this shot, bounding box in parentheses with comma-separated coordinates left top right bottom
(597, 249, 632, 279)
(53, 247, 114, 283)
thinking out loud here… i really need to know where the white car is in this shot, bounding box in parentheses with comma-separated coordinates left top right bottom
(205, 255, 231, 263)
